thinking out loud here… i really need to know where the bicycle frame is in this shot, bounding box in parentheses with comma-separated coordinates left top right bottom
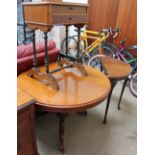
(114, 43, 137, 73)
(80, 30, 107, 54)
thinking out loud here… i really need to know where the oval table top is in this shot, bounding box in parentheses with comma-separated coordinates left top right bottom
(17, 63, 111, 112)
(101, 57, 132, 80)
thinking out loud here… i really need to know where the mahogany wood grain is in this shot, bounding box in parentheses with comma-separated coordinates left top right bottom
(52, 15, 88, 24)
(88, 0, 120, 30)
(17, 88, 38, 155)
(115, 0, 137, 46)
(88, 0, 137, 46)
(22, 2, 89, 31)
(42, 0, 89, 6)
(43, 0, 62, 3)
(52, 5, 87, 14)
(101, 57, 132, 80)
(18, 63, 111, 112)
(23, 2, 89, 7)
(17, 87, 34, 108)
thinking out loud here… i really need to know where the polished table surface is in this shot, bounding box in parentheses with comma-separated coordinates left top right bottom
(17, 63, 111, 153)
(18, 63, 111, 112)
(17, 87, 34, 108)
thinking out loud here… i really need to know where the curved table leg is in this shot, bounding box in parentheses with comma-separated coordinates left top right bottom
(118, 77, 129, 110)
(56, 113, 68, 154)
(59, 114, 65, 153)
(103, 79, 117, 124)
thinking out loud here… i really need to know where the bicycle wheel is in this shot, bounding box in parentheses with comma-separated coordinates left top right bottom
(61, 35, 86, 58)
(101, 41, 118, 57)
(87, 54, 108, 75)
(129, 73, 137, 97)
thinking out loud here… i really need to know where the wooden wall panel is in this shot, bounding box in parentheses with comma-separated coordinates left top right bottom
(88, 0, 137, 46)
(88, 0, 120, 31)
(115, 0, 137, 46)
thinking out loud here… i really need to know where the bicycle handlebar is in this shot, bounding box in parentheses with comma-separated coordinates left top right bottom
(101, 27, 120, 39)
(101, 28, 111, 39)
(74, 27, 120, 40)
(112, 28, 120, 39)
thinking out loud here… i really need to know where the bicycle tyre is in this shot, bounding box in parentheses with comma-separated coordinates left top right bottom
(61, 36, 77, 56)
(129, 73, 137, 97)
(61, 35, 86, 58)
(101, 41, 118, 57)
(102, 45, 116, 57)
(87, 54, 108, 75)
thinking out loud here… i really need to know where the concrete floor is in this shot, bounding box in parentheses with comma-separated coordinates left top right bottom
(35, 81, 137, 155)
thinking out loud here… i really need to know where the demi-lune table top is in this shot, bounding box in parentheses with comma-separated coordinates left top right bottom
(18, 63, 111, 112)
(101, 57, 132, 80)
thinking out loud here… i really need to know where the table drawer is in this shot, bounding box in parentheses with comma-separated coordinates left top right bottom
(52, 15, 88, 24)
(52, 5, 87, 14)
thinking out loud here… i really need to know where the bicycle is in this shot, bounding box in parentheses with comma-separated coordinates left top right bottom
(60, 27, 120, 63)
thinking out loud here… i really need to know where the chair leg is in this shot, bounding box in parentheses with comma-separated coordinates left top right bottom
(118, 77, 129, 110)
(103, 79, 117, 124)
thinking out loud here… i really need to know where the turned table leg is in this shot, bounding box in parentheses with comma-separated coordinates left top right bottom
(77, 27, 81, 61)
(103, 79, 117, 124)
(44, 32, 49, 74)
(59, 114, 65, 153)
(118, 77, 129, 110)
(56, 113, 69, 154)
(65, 26, 69, 58)
(32, 30, 37, 68)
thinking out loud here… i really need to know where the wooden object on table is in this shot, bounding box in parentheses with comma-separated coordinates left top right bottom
(100, 57, 132, 123)
(22, 1, 89, 90)
(17, 88, 38, 155)
(22, 1, 89, 32)
(18, 63, 111, 153)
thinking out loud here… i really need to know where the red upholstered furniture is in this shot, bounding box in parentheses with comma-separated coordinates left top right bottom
(17, 41, 60, 74)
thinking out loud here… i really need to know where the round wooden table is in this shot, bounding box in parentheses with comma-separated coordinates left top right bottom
(101, 57, 132, 123)
(18, 63, 111, 153)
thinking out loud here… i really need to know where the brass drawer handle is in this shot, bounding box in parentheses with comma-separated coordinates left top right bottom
(69, 7, 74, 10)
(68, 17, 73, 20)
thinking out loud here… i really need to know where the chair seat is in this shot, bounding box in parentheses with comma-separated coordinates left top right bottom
(101, 57, 132, 80)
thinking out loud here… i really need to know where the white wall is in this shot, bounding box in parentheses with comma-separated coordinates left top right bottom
(35, 26, 66, 50)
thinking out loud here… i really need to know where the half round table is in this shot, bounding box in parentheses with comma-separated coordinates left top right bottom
(101, 57, 132, 123)
(18, 63, 111, 153)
